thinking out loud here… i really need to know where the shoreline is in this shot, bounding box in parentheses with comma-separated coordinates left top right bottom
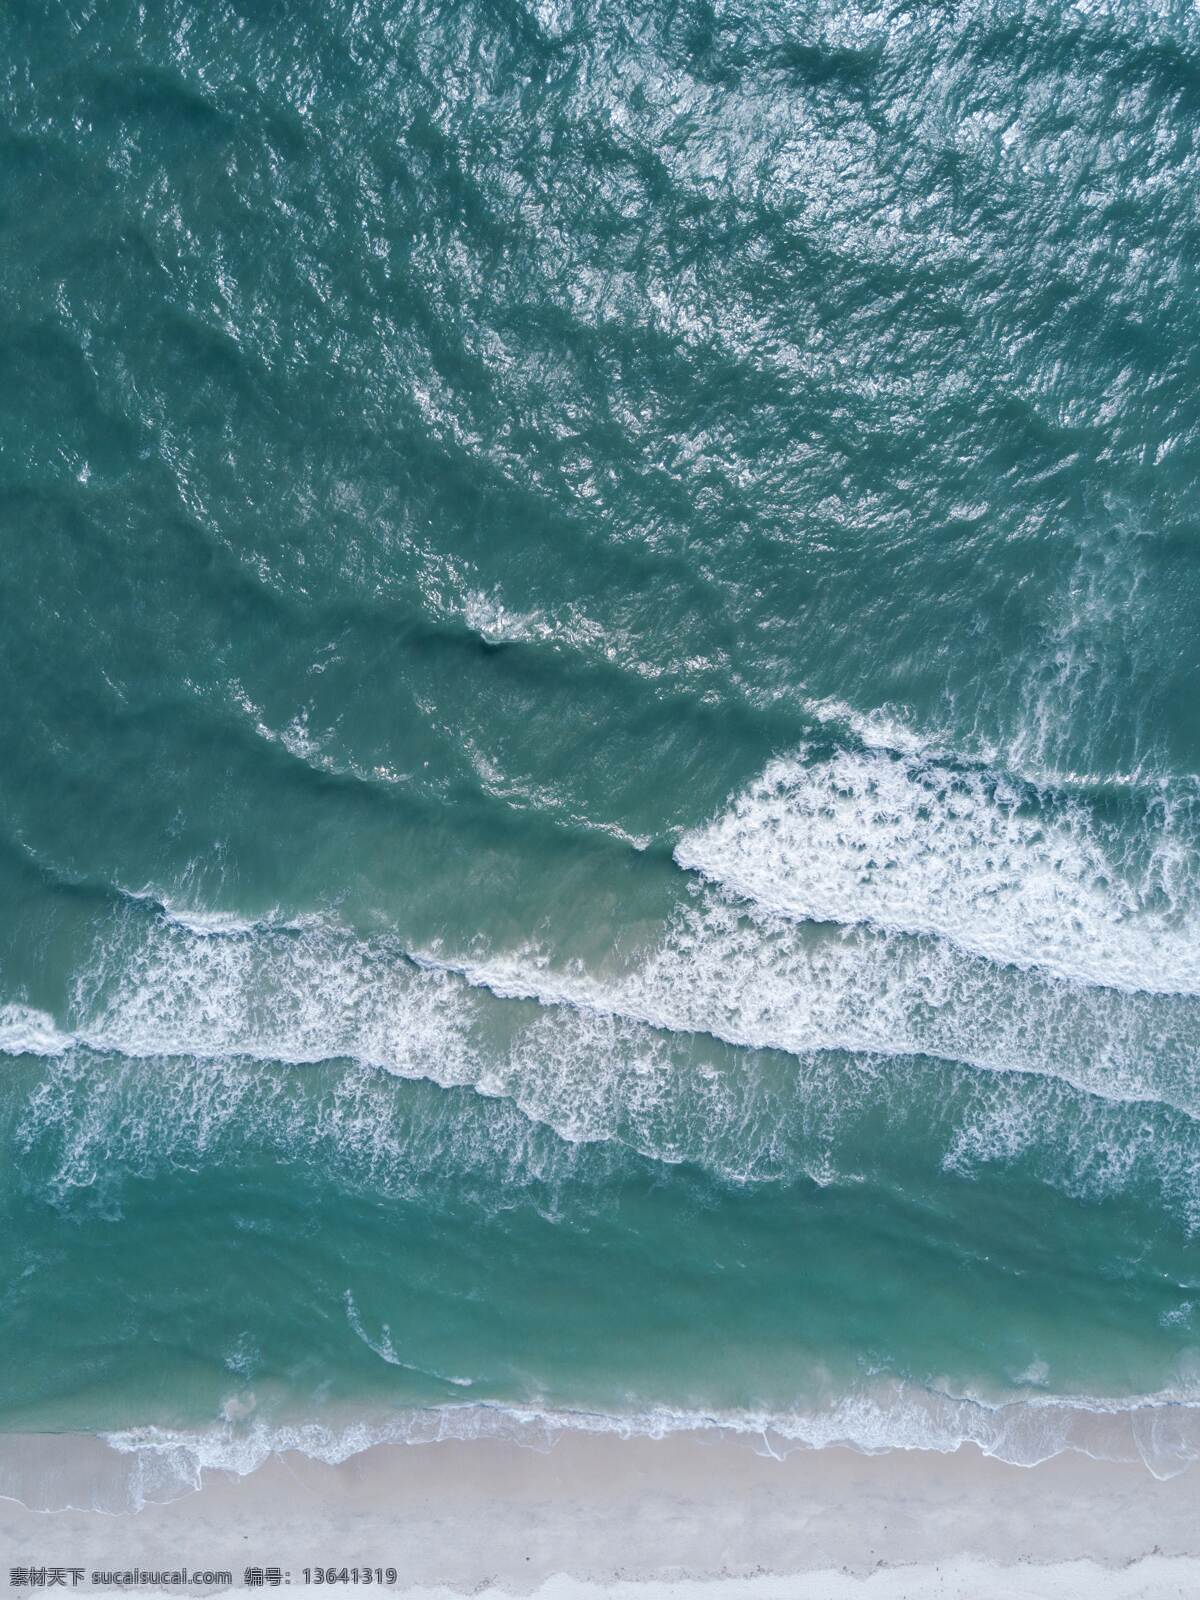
(8, 1377, 1200, 1515)
(2, 1429, 1197, 1597)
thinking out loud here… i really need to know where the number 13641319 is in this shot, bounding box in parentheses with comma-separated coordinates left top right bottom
(302, 1569, 398, 1584)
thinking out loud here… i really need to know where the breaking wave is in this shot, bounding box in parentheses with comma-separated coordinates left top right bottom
(677, 747, 1200, 995)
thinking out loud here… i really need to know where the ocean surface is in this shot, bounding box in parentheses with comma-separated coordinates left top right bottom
(3, 0, 1200, 1508)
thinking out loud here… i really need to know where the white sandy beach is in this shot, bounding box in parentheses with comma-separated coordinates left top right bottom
(1, 1431, 1196, 1599)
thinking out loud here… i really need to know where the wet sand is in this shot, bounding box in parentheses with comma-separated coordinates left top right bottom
(1, 1430, 1197, 1596)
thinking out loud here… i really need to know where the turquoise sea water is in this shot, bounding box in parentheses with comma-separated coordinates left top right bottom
(3, 0, 1200, 1504)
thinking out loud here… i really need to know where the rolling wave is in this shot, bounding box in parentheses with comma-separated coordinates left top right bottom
(11, 871, 1200, 1126)
(677, 746, 1200, 995)
(4, 895, 1199, 1218)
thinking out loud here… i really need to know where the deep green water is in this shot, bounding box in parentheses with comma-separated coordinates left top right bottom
(3, 0, 1200, 1503)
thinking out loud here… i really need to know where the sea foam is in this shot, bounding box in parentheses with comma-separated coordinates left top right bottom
(676, 747, 1200, 995)
(4, 893, 1198, 1219)
(1, 1381, 1198, 1514)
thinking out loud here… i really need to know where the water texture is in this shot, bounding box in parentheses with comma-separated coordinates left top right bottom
(2, 0, 1200, 1504)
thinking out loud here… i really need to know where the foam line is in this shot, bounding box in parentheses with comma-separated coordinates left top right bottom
(2, 1380, 1198, 1514)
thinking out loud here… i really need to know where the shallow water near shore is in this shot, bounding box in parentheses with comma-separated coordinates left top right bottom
(2, 0, 1200, 1506)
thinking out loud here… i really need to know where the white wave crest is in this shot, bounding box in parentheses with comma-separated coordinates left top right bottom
(676, 748, 1200, 995)
(0, 1004, 73, 1057)
(5, 888, 1199, 1212)
(69, 919, 480, 1085)
(444, 892, 1200, 1123)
